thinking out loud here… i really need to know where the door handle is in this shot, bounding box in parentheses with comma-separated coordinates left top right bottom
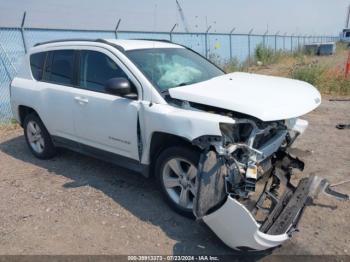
(74, 96, 89, 104)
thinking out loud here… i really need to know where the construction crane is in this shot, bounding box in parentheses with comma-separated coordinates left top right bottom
(342, 4, 350, 42)
(346, 4, 350, 29)
(176, 0, 190, 33)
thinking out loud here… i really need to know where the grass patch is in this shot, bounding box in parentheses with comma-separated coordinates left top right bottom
(291, 62, 325, 86)
(290, 62, 350, 95)
(0, 122, 20, 132)
(253, 44, 302, 65)
(222, 57, 248, 73)
(254, 44, 278, 65)
(217, 41, 349, 96)
(319, 68, 350, 95)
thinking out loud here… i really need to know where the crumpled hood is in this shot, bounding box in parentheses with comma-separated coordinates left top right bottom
(168, 72, 321, 121)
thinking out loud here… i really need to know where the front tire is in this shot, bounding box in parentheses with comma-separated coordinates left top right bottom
(23, 113, 56, 159)
(155, 146, 200, 218)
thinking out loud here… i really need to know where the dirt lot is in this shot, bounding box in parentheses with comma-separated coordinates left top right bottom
(0, 99, 349, 256)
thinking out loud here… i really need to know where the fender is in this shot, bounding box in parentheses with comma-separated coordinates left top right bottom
(138, 102, 235, 165)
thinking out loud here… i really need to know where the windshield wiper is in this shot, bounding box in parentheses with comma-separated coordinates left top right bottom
(161, 82, 193, 94)
(174, 82, 192, 87)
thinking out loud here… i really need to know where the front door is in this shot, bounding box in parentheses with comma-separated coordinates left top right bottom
(73, 49, 140, 161)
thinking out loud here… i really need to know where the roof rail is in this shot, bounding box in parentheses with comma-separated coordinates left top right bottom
(34, 38, 98, 47)
(131, 38, 173, 43)
(33, 38, 125, 52)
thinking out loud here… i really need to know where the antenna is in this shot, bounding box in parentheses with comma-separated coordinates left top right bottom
(175, 0, 190, 33)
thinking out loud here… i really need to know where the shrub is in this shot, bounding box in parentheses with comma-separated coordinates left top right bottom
(208, 52, 223, 67)
(290, 63, 350, 95)
(290, 63, 324, 86)
(254, 44, 277, 65)
(223, 58, 243, 73)
(319, 68, 350, 95)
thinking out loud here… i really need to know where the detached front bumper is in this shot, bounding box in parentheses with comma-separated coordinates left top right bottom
(203, 196, 289, 251)
(193, 149, 348, 251)
(201, 175, 348, 251)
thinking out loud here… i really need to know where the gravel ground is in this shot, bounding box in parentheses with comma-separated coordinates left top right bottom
(0, 99, 349, 256)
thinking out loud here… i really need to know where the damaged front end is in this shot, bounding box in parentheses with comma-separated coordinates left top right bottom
(192, 117, 348, 251)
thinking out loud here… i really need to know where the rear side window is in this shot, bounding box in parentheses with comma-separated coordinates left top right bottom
(79, 50, 128, 93)
(30, 52, 46, 80)
(43, 50, 75, 85)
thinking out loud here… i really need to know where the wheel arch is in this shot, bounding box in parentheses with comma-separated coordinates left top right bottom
(148, 131, 202, 177)
(18, 105, 39, 126)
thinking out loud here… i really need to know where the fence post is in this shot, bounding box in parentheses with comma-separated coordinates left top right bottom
(20, 11, 27, 54)
(205, 25, 211, 58)
(169, 23, 177, 42)
(229, 27, 235, 60)
(283, 32, 287, 50)
(274, 31, 280, 52)
(248, 28, 253, 65)
(263, 30, 268, 48)
(115, 19, 121, 39)
(297, 35, 300, 50)
(290, 34, 294, 52)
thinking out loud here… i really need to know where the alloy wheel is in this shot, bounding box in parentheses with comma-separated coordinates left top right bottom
(162, 157, 197, 209)
(26, 120, 45, 154)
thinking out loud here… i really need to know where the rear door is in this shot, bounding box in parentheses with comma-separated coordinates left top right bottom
(39, 49, 77, 140)
(72, 48, 141, 161)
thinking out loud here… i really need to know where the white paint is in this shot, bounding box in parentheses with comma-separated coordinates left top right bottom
(169, 72, 322, 121)
(203, 196, 290, 250)
(10, 39, 321, 251)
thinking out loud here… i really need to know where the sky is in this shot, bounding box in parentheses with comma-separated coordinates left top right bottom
(0, 0, 348, 36)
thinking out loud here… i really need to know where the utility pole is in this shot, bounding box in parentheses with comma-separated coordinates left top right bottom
(346, 4, 350, 28)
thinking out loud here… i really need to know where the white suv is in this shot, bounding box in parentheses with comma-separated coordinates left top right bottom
(10, 39, 346, 251)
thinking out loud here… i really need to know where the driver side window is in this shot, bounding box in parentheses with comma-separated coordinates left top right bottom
(79, 50, 136, 96)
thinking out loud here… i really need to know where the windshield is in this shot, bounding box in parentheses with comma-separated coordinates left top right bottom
(126, 48, 224, 92)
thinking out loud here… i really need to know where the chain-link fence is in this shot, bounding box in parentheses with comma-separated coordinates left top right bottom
(0, 25, 339, 122)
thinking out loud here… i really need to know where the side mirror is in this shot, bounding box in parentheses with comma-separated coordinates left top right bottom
(105, 77, 132, 96)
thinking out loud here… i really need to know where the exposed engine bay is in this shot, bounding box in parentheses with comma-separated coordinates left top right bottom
(173, 100, 350, 251)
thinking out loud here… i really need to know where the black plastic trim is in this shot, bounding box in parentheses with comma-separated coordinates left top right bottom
(72, 50, 80, 86)
(131, 38, 172, 43)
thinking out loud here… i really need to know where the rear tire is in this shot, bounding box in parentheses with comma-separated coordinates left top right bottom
(155, 146, 200, 218)
(23, 113, 56, 159)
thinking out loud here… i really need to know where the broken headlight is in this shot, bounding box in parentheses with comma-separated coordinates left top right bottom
(219, 122, 254, 145)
